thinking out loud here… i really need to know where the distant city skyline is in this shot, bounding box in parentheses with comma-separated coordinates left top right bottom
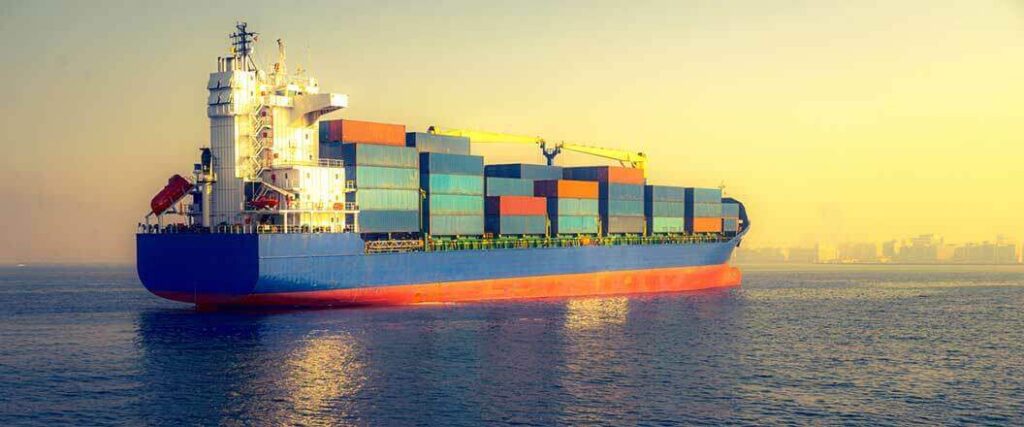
(737, 234, 1020, 264)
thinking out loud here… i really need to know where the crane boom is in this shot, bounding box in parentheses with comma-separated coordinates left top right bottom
(427, 126, 648, 176)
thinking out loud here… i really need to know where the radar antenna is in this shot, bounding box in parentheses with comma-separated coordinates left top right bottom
(229, 22, 259, 71)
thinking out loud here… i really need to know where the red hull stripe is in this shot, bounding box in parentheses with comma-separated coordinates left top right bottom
(156, 264, 741, 307)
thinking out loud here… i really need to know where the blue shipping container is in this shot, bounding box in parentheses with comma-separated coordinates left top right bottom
(352, 166, 419, 189)
(722, 203, 740, 218)
(342, 144, 419, 168)
(424, 194, 484, 215)
(723, 218, 739, 232)
(406, 132, 471, 155)
(485, 215, 547, 235)
(600, 183, 645, 201)
(551, 215, 600, 235)
(645, 185, 686, 202)
(358, 210, 420, 233)
(356, 189, 420, 211)
(685, 187, 722, 204)
(645, 201, 686, 217)
(485, 177, 535, 197)
(485, 164, 563, 180)
(547, 198, 599, 216)
(420, 153, 484, 175)
(426, 215, 484, 236)
(686, 202, 723, 218)
(601, 199, 644, 217)
(421, 174, 484, 195)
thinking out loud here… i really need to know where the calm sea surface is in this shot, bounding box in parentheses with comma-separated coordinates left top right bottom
(0, 264, 1021, 426)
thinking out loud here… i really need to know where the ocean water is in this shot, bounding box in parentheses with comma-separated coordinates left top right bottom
(0, 264, 1021, 426)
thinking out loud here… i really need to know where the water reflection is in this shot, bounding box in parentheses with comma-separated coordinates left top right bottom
(563, 297, 630, 331)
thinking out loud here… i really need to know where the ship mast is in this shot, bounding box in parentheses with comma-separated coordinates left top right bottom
(229, 22, 259, 72)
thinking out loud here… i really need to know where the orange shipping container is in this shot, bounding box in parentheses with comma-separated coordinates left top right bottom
(321, 119, 406, 146)
(563, 166, 644, 185)
(533, 180, 599, 199)
(690, 217, 723, 233)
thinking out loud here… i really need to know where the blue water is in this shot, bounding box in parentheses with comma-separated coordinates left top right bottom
(1, 265, 1022, 426)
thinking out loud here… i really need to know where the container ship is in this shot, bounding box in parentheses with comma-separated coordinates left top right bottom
(136, 24, 749, 309)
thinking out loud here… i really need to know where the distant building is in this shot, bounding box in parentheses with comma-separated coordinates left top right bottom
(952, 242, 1017, 264)
(787, 247, 818, 264)
(881, 240, 898, 261)
(838, 242, 878, 263)
(817, 244, 839, 263)
(734, 247, 786, 263)
(896, 234, 942, 263)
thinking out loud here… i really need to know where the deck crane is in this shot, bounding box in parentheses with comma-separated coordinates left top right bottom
(427, 127, 649, 177)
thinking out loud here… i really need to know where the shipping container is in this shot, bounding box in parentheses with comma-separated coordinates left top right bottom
(551, 215, 599, 235)
(644, 185, 686, 202)
(534, 180, 599, 199)
(601, 199, 644, 217)
(648, 217, 685, 234)
(486, 196, 547, 216)
(485, 215, 547, 235)
(406, 132, 471, 155)
(547, 198, 599, 216)
(605, 216, 644, 234)
(645, 201, 685, 217)
(342, 144, 418, 168)
(424, 194, 484, 215)
(686, 202, 723, 218)
(425, 215, 484, 236)
(687, 217, 723, 233)
(355, 189, 420, 211)
(685, 187, 722, 205)
(722, 202, 740, 218)
(485, 164, 563, 180)
(485, 177, 535, 197)
(320, 119, 406, 145)
(419, 153, 484, 176)
(563, 166, 644, 185)
(357, 210, 420, 233)
(420, 174, 484, 195)
(600, 183, 644, 201)
(351, 166, 419, 189)
(723, 218, 739, 232)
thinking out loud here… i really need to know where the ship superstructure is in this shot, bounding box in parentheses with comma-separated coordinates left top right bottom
(137, 24, 749, 309)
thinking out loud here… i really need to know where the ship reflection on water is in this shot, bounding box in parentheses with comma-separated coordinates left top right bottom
(133, 289, 739, 424)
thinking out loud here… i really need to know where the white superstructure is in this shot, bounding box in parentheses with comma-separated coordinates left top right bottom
(203, 23, 350, 231)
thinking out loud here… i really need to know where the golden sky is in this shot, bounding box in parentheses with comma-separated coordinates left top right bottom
(2, 0, 1023, 263)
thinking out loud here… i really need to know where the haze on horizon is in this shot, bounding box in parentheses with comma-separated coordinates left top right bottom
(2, 0, 1022, 263)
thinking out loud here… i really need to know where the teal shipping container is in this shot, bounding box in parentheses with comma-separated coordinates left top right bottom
(342, 144, 419, 168)
(648, 217, 685, 234)
(600, 183, 644, 201)
(606, 216, 644, 234)
(646, 201, 686, 217)
(685, 187, 722, 204)
(551, 215, 599, 235)
(421, 174, 484, 195)
(485, 215, 547, 235)
(424, 194, 484, 215)
(358, 210, 420, 233)
(645, 185, 686, 202)
(722, 203, 740, 218)
(723, 218, 739, 232)
(687, 202, 723, 218)
(601, 199, 644, 217)
(355, 189, 420, 211)
(420, 153, 484, 175)
(547, 198, 599, 216)
(352, 166, 419, 189)
(485, 177, 535, 197)
(425, 215, 484, 236)
(485, 164, 563, 180)
(406, 132, 471, 155)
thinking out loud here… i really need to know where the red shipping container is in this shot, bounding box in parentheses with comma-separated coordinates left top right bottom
(690, 217, 723, 233)
(533, 180, 599, 199)
(486, 196, 547, 215)
(322, 119, 405, 146)
(563, 166, 644, 185)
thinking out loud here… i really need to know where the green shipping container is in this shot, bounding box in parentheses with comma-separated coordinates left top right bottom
(485, 177, 535, 197)
(426, 215, 484, 236)
(356, 189, 420, 211)
(547, 198, 599, 216)
(647, 201, 685, 217)
(352, 166, 419, 189)
(421, 174, 484, 195)
(425, 194, 484, 215)
(551, 215, 599, 235)
(689, 202, 722, 218)
(600, 183, 645, 201)
(601, 199, 644, 217)
(648, 217, 685, 233)
(342, 144, 419, 168)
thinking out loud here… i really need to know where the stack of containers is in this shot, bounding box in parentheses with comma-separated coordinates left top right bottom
(563, 166, 645, 235)
(320, 119, 406, 158)
(406, 132, 471, 155)
(685, 188, 723, 234)
(722, 202, 740, 233)
(420, 152, 485, 236)
(534, 180, 600, 235)
(644, 185, 686, 234)
(484, 164, 563, 181)
(485, 196, 547, 235)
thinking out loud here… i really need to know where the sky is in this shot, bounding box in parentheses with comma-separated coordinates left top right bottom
(2, 0, 1023, 263)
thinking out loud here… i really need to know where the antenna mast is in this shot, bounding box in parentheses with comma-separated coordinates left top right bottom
(229, 22, 259, 71)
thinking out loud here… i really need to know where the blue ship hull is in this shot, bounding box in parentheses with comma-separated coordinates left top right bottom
(137, 233, 744, 307)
